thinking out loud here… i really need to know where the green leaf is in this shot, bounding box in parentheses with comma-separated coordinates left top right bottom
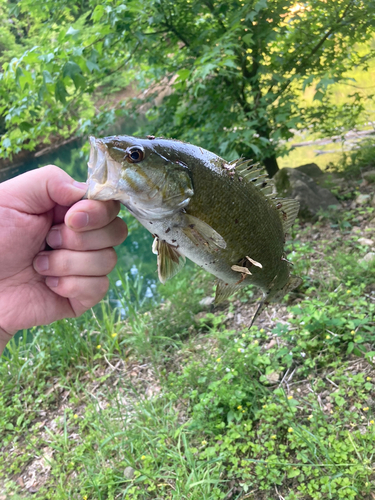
(352, 347, 363, 357)
(313, 90, 324, 102)
(249, 143, 261, 155)
(72, 73, 86, 90)
(92, 5, 105, 22)
(227, 410, 234, 423)
(19, 121, 33, 132)
(287, 468, 300, 479)
(86, 60, 100, 73)
(16, 414, 24, 427)
(63, 61, 82, 79)
(55, 79, 68, 104)
(334, 395, 345, 407)
(42, 70, 54, 84)
(176, 69, 190, 82)
(242, 34, 253, 46)
(66, 26, 80, 37)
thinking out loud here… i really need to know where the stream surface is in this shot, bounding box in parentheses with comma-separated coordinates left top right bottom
(1, 134, 159, 317)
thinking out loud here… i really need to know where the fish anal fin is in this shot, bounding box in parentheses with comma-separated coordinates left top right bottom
(215, 280, 243, 304)
(152, 238, 185, 284)
(182, 214, 226, 252)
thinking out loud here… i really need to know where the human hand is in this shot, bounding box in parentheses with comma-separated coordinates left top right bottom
(0, 165, 128, 354)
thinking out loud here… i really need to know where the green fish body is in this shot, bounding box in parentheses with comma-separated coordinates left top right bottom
(85, 135, 301, 322)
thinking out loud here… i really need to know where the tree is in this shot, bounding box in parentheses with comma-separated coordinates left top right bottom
(1, 0, 375, 176)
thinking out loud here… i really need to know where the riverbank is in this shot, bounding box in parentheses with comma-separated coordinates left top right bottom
(1, 173, 374, 500)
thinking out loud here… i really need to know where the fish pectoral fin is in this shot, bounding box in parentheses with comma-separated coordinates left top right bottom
(214, 280, 243, 304)
(152, 238, 186, 284)
(182, 214, 226, 252)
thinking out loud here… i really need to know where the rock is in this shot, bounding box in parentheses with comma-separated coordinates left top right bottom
(124, 466, 135, 480)
(363, 170, 375, 183)
(295, 163, 325, 179)
(356, 194, 371, 205)
(199, 296, 215, 308)
(359, 252, 375, 265)
(357, 237, 374, 246)
(273, 168, 340, 219)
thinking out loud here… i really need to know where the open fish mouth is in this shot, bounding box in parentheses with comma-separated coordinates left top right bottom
(83, 137, 123, 201)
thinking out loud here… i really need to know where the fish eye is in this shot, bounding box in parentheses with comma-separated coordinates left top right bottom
(126, 147, 144, 163)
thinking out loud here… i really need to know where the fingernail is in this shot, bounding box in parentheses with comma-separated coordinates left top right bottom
(46, 277, 59, 288)
(73, 181, 88, 190)
(34, 255, 49, 272)
(69, 212, 89, 229)
(47, 229, 62, 248)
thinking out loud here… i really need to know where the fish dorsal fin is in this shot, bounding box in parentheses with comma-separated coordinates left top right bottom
(152, 238, 186, 284)
(272, 198, 300, 234)
(232, 158, 299, 232)
(233, 159, 276, 198)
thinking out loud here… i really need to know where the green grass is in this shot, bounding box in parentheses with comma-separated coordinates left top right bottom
(1, 177, 375, 499)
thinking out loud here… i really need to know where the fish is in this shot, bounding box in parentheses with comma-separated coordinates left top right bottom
(84, 135, 302, 325)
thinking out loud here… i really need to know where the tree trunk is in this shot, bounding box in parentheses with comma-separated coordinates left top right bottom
(263, 155, 279, 178)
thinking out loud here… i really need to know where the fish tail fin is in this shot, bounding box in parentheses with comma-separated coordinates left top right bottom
(249, 274, 302, 328)
(249, 299, 269, 328)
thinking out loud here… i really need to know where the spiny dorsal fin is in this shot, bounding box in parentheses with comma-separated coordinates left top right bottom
(232, 158, 276, 198)
(272, 198, 300, 234)
(232, 159, 299, 228)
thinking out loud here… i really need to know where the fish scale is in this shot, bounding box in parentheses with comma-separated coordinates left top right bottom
(84, 135, 302, 324)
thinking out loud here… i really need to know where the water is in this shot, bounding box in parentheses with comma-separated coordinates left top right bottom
(0, 135, 158, 314)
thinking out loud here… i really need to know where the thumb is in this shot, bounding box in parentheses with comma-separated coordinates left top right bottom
(1, 165, 87, 214)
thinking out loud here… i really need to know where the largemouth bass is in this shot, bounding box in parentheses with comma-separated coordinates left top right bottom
(84, 135, 302, 324)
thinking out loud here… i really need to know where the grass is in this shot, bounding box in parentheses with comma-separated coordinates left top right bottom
(1, 166, 375, 499)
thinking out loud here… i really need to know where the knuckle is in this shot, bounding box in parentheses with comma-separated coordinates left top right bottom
(44, 164, 62, 175)
(59, 251, 71, 275)
(73, 232, 86, 251)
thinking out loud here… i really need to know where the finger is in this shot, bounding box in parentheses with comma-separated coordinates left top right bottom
(1, 165, 87, 213)
(65, 199, 121, 232)
(33, 248, 117, 277)
(45, 276, 109, 315)
(46, 217, 128, 251)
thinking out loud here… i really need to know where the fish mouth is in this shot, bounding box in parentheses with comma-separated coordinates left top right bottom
(83, 137, 123, 201)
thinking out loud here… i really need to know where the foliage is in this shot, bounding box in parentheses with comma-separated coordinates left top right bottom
(1, 186, 375, 498)
(340, 138, 375, 178)
(0, 0, 375, 176)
